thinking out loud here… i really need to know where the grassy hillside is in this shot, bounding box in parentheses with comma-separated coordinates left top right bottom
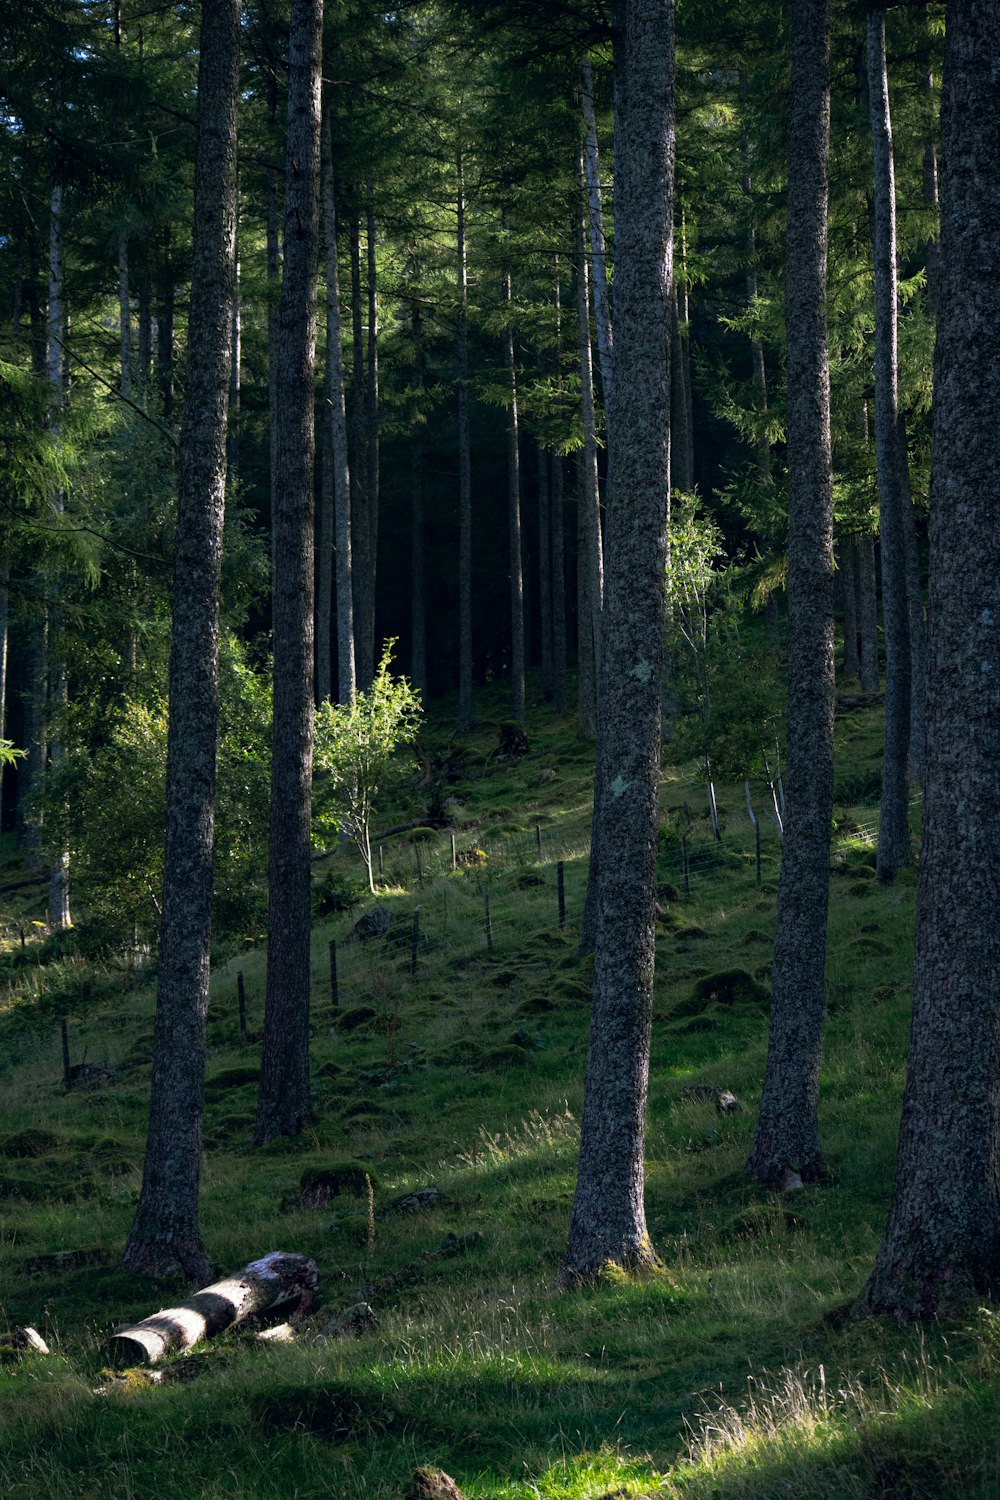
(1, 685, 998, 1499)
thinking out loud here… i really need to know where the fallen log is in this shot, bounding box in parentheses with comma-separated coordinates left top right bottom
(108, 1251, 318, 1366)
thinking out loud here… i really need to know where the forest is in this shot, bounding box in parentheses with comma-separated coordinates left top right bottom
(2, 0, 1000, 1496)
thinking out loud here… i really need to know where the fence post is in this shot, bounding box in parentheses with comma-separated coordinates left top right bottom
(557, 860, 566, 927)
(451, 831, 457, 872)
(329, 940, 339, 1016)
(681, 835, 690, 898)
(378, 844, 384, 877)
(483, 883, 493, 953)
(61, 1019, 71, 1089)
(535, 822, 542, 857)
(237, 971, 248, 1044)
(411, 908, 421, 977)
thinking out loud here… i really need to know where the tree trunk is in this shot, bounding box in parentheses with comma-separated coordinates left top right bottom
(502, 269, 525, 726)
(551, 451, 567, 717)
(349, 215, 372, 690)
(118, 229, 132, 396)
(0, 546, 7, 813)
(364, 179, 380, 684)
(537, 443, 552, 699)
(856, 532, 880, 691)
(898, 413, 926, 783)
(576, 151, 604, 735)
(110, 1253, 318, 1365)
(137, 264, 152, 398)
(16, 613, 47, 870)
(868, 9, 912, 881)
(266, 99, 281, 542)
(456, 150, 473, 732)
(121, 0, 239, 1281)
(741, 111, 771, 484)
(576, 452, 596, 740)
(580, 60, 614, 412)
(321, 104, 355, 707)
(410, 302, 427, 698)
(839, 537, 861, 681)
(227, 242, 241, 497)
(746, 0, 834, 1190)
(558, 0, 674, 1286)
(46, 182, 70, 932)
(156, 227, 174, 420)
(255, 0, 322, 1148)
(857, 1, 1000, 1319)
(669, 284, 693, 492)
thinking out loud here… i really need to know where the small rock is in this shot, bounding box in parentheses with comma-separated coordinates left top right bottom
(781, 1166, 805, 1192)
(350, 907, 393, 943)
(380, 1185, 441, 1218)
(318, 1302, 379, 1340)
(405, 1468, 464, 1500)
(256, 1323, 296, 1343)
(715, 1091, 743, 1116)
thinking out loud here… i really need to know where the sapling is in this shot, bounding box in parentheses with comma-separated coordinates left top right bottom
(313, 641, 422, 893)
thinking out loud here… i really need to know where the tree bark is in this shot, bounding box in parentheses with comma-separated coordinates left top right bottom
(118, 229, 132, 397)
(46, 182, 70, 932)
(669, 284, 693, 492)
(156, 227, 175, 420)
(551, 452, 567, 717)
(858, 0, 1000, 1319)
(110, 1253, 318, 1364)
(349, 214, 372, 690)
(558, 0, 674, 1286)
(121, 0, 239, 1281)
(746, 0, 834, 1190)
(867, 9, 912, 881)
(456, 150, 473, 732)
(580, 61, 614, 413)
(856, 531, 880, 691)
(898, 413, 926, 783)
(255, 0, 322, 1147)
(410, 301, 427, 698)
(839, 537, 861, 681)
(502, 269, 525, 726)
(227, 243, 240, 496)
(363, 179, 380, 687)
(537, 443, 553, 699)
(576, 150, 604, 737)
(321, 104, 355, 707)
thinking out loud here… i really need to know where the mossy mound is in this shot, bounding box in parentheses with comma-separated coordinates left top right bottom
(251, 1381, 398, 1442)
(337, 1006, 379, 1032)
(0, 1128, 65, 1158)
(669, 969, 770, 1026)
(477, 1044, 530, 1072)
(299, 1162, 377, 1205)
(204, 1066, 260, 1094)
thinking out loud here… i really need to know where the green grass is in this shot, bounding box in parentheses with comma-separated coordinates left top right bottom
(1, 682, 996, 1499)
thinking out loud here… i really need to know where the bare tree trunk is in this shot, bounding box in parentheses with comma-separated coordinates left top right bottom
(579, 61, 614, 411)
(856, 532, 880, 691)
(839, 536, 861, 681)
(349, 214, 373, 690)
(575, 166, 604, 736)
(538, 443, 553, 699)
(746, 0, 834, 1190)
(858, 2, 1000, 1319)
(551, 452, 567, 717)
(502, 268, 525, 726)
(156, 227, 174, 419)
(118, 229, 132, 397)
(898, 414, 926, 782)
(0, 546, 7, 813)
(227, 243, 240, 496)
(456, 150, 473, 732)
(266, 98, 281, 540)
(868, 9, 912, 881)
(256, 0, 323, 1147)
(410, 301, 427, 698)
(137, 264, 152, 398)
(321, 104, 354, 706)
(558, 0, 674, 1286)
(121, 0, 239, 1280)
(364, 180, 380, 684)
(669, 284, 694, 491)
(47, 182, 70, 932)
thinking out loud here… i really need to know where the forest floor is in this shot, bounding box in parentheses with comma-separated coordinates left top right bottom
(1, 681, 999, 1499)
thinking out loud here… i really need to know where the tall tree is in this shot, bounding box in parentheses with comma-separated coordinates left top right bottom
(502, 265, 526, 725)
(867, 9, 912, 881)
(857, 0, 1000, 1321)
(255, 0, 323, 1145)
(122, 0, 240, 1280)
(456, 143, 474, 732)
(746, 0, 834, 1189)
(321, 103, 355, 707)
(557, 0, 674, 1286)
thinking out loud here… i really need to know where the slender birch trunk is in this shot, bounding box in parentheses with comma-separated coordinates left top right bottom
(575, 150, 604, 735)
(839, 536, 861, 681)
(579, 61, 614, 411)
